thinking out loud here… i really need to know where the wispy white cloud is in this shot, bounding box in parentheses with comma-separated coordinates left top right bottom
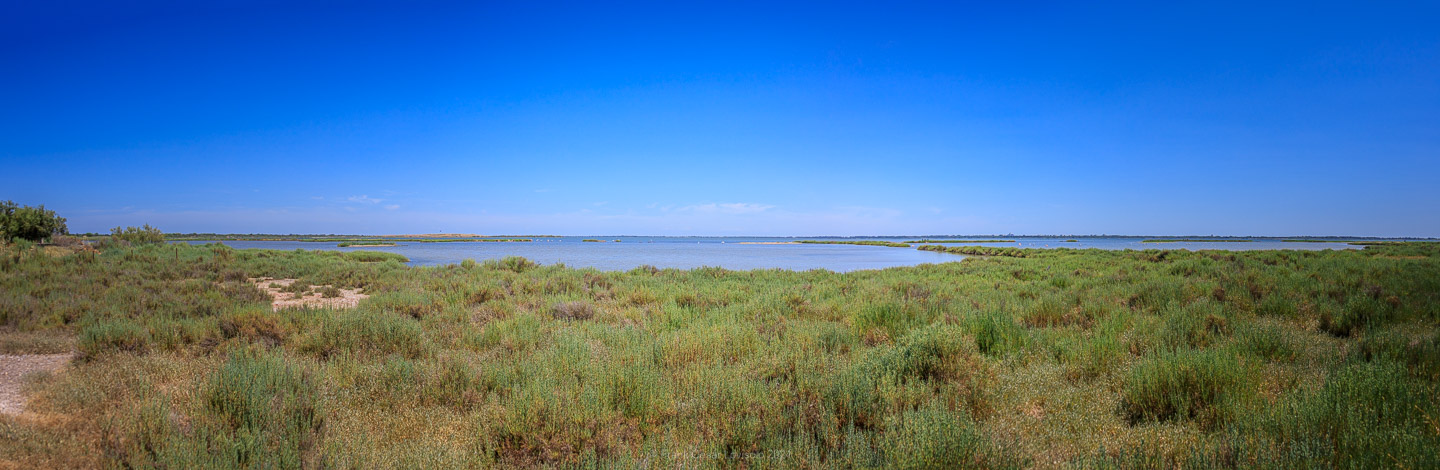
(384, 204, 401, 210)
(347, 195, 383, 204)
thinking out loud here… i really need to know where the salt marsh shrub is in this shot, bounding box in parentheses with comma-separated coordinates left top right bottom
(550, 300, 596, 321)
(881, 401, 993, 468)
(300, 309, 432, 359)
(218, 307, 286, 347)
(970, 311, 1024, 356)
(368, 290, 443, 319)
(1231, 362, 1440, 467)
(78, 319, 151, 359)
(1121, 348, 1248, 430)
(1320, 295, 1388, 337)
(108, 224, 164, 245)
(201, 350, 324, 467)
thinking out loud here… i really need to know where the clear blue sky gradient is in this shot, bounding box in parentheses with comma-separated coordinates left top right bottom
(3, 1, 1437, 236)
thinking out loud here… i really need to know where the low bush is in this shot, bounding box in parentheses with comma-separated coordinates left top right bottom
(549, 300, 595, 321)
(1319, 295, 1388, 337)
(1230, 362, 1440, 467)
(970, 311, 1025, 356)
(342, 251, 409, 263)
(109, 224, 164, 245)
(368, 291, 444, 319)
(299, 310, 432, 359)
(218, 307, 287, 347)
(881, 401, 998, 468)
(1120, 348, 1248, 430)
(78, 319, 151, 359)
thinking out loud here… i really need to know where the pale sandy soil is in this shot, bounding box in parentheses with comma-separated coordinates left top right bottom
(0, 354, 70, 415)
(251, 278, 368, 311)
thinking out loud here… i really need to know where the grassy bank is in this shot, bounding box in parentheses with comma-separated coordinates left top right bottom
(904, 239, 1016, 244)
(1, 242, 1437, 467)
(308, 238, 531, 244)
(798, 240, 912, 248)
(163, 235, 532, 243)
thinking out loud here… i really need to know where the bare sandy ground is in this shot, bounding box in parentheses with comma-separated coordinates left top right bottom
(250, 278, 368, 311)
(0, 354, 70, 415)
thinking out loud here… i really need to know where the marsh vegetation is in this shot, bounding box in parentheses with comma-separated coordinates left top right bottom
(0, 240, 1437, 467)
(798, 240, 912, 248)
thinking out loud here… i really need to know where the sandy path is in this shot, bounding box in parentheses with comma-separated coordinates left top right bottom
(251, 278, 368, 311)
(0, 354, 70, 415)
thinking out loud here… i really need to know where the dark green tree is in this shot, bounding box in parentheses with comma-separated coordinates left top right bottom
(0, 200, 68, 242)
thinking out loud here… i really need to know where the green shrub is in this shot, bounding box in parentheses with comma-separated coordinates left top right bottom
(368, 291, 443, 319)
(1231, 362, 1440, 467)
(1236, 322, 1297, 362)
(878, 325, 976, 384)
(78, 319, 151, 359)
(300, 310, 432, 359)
(198, 350, 324, 467)
(880, 401, 994, 468)
(0, 200, 67, 242)
(1121, 348, 1248, 430)
(218, 307, 287, 346)
(549, 300, 595, 321)
(1320, 295, 1388, 337)
(496, 256, 537, 273)
(1158, 301, 1230, 349)
(970, 311, 1024, 356)
(421, 357, 482, 409)
(109, 224, 164, 245)
(1256, 294, 1296, 317)
(853, 302, 912, 341)
(1355, 329, 1439, 380)
(343, 251, 409, 263)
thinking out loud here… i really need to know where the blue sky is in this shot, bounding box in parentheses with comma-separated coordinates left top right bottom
(3, 1, 1437, 236)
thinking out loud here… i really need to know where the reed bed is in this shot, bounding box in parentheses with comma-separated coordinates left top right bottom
(1, 241, 1437, 467)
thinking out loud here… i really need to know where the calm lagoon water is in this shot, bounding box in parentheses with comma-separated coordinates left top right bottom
(177, 237, 1363, 272)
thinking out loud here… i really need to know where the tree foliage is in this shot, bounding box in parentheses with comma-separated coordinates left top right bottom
(0, 200, 68, 242)
(110, 224, 166, 245)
